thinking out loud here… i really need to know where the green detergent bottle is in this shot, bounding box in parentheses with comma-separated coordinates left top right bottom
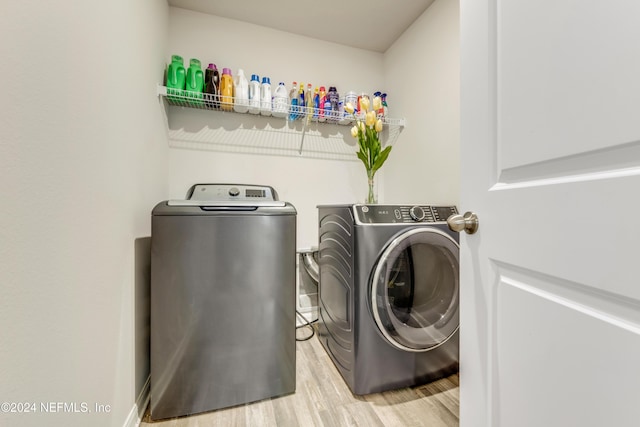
(166, 55, 186, 103)
(185, 58, 204, 107)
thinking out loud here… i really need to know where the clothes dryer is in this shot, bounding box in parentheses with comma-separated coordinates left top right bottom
(317, 204, 459, 395)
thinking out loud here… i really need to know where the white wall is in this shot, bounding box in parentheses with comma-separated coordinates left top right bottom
(166, 8, 386, 249)
(383, 0, 460, 206)
(0, 1, 168, 426)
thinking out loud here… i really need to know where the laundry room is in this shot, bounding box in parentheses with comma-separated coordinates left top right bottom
(2, 0, 460, 426)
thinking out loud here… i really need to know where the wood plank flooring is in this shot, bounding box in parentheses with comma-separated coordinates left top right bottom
(141, 329, 459, 426)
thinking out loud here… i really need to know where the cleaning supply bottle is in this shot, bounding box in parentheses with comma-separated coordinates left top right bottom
(233, 69, 249, 113)
(204, 63, 220, 109)
(298, 83, 305, 119)
(374, 91, 384, 118)
(312, 87, 320, 121)
(289, 81, 298, 121)
(345, 90, 358, 115)
(323, 97, 332, 122)
(328, 86, 339, 122)
(338, 98, 349, 124)
(185, 58, 204, 106)
(166, 55, 186, 102)
(358, 93, 370, 117)
(318, 86, 327, 122)
(260, 76, 272, 116)
(305, 83, 313, 119)
(248, 74, 261, 114)
(272, 82, 289, 118)
(220, 68, 234, 111)
(381, 93, 388, 118)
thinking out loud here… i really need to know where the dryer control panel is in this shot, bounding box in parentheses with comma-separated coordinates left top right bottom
(354, 204, 458, 224)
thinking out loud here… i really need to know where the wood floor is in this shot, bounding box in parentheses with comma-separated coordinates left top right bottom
(141, 329, 460, 427)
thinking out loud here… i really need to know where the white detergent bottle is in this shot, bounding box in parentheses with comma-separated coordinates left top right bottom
(260, 77, 272, 116)
(233, 68, 249, 113)
(272, 82, 288, 118)
(248, 74, 261, 114)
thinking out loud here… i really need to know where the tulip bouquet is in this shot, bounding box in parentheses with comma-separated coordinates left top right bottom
(345, 95, 392, 204)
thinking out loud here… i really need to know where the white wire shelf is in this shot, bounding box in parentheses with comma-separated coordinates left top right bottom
(157, 85, 405, 161)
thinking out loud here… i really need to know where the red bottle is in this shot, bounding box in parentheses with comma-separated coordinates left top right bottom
(318, 86, 327, 122)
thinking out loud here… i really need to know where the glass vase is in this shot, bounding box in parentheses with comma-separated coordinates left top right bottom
(366, 172, 378, 204)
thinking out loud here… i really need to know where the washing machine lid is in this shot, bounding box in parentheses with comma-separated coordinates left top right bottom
(371, 227, 459, 352)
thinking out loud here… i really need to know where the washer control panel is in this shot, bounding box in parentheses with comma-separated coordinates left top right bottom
(186, 184, 278, 202)
(356, 204, 458, 224)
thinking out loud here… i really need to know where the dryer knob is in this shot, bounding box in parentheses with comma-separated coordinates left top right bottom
(228, 187, 240, 197)
(409, 206, 425, 221)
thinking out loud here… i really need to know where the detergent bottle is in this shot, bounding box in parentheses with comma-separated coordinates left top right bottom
(260, 77, 272, 116)
(166, 55, 186, 102)
(204, 63, 220, 109)
(272, 82, 289, 118)
(220, 68, 233, 111)
(185, 58, 204, 106)
(248, 74, 261, 114)
(233, 68, 249, 113)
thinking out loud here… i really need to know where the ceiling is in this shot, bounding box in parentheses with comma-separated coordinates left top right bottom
(167, 0, 436, 53)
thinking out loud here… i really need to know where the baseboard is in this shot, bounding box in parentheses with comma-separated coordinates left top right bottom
(123, 376, 150, 427)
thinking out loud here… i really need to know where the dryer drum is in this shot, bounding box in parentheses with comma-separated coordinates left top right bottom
(370, 227, 460, 352)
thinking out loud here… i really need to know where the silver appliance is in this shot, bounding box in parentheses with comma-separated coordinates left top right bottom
(317, 204, 459, 395)
(150, 184, 296, 420)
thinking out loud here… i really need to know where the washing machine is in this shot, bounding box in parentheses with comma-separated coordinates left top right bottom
(317, 204, 459, 395)
(150, 184, 296, 420)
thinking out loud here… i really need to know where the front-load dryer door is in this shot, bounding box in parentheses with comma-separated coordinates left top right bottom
(371, 228, 459, 352)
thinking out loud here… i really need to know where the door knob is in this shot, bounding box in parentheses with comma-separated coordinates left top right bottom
(447, 212, 479, 234)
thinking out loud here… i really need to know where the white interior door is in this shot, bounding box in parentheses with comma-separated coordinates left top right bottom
(460, 1, 640, 426)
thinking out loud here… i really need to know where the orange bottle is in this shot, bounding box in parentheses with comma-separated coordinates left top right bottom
(220, 68, 234, 111)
